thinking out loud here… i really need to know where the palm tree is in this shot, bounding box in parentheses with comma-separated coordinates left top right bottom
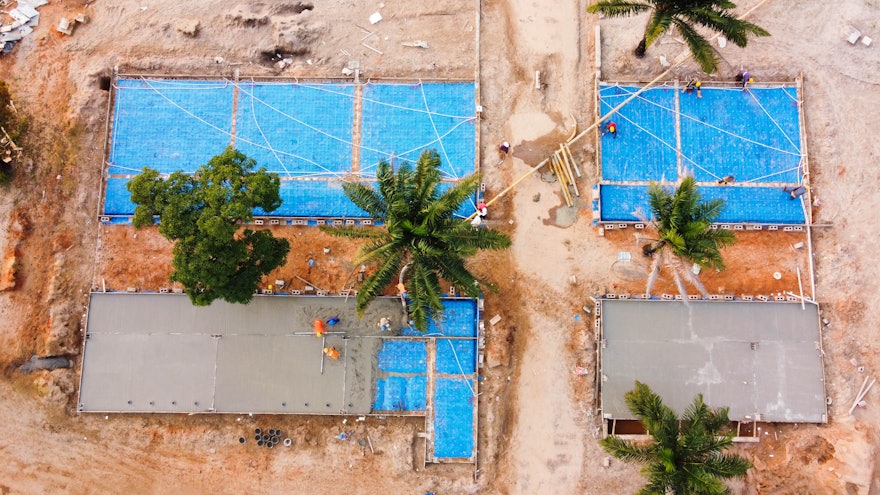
(642, 177, 736, 296)
(586, 0, 769, 74)
(601, 381, 752, 495)
(321, 150, 511, 332)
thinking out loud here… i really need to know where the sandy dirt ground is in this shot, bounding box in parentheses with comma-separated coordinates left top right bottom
(0, 0, 879, 493)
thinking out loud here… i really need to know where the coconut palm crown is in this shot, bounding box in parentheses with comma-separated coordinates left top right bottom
(586, 0, 769, 73)
(643, 177, 736, 296)
(601, 381, 752, 495)
(321, 150, 511, 332)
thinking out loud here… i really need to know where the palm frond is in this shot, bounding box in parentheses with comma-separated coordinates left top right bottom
(320, 224, 387, 240)
(425, 174, 480, 226)
(435, 255, 482, 297)
(412, 150, 443, 211)
(600, 435, 658, 464)
(673, 18, 719, 73)
(644, 9, 674, 48)
(587, 0, 652, 17)
(356, 250, 406, 315)
(342, 182, 387, 219)
(406, 261, 444, 332)
(701, 453, 752, 478)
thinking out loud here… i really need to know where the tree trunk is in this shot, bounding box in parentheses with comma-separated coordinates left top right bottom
(635, 37, 647, 58)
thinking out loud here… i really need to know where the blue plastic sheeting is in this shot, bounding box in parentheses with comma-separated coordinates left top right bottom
(255, 180, 369, 217)
(104, 178, 138, 215)
(372, 376, 427, 411)
(407, 375, 428, 410)
(235, 82, 354, 178)
(436, 339, 476, 375)
(424, 299, 478, 336)
(377, 341, 427, 373)
(433, 378, 476, 459)
(680, 87, 801, 183)
(360, 83, 476, 180)
(109, 79, 234, 175)
(599, 85, 678, 182)
(373, 376, 428, 411)
(599, 184, 806, 224)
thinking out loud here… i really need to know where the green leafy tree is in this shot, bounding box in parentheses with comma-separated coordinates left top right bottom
(128, 147, 290, 305)
(601, 381, 752, 494)
(642, 177, 736, 296)
(586, 0, 769, 73)
(321, 149, 511, 332)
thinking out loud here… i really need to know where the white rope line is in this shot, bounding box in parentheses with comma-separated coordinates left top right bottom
(357, 118, 475, 179)
(114, 80, 231, 90)
(420, 79, 457, 179)
(742, 164, 803, 183)
(746, 89, 801, 153)
(246, 79, 476, 119)
(600, 102, 720, 181)
(444, 338, 478, 397)
(417, 81, 477, 210)
(359, 81, 476, 119)
(248, 87, 297, 179)
(236, 81, 378, 154)
(781, 86, 799, 102)
(128, 77, 473, 182)
(607, 85, 802, 157)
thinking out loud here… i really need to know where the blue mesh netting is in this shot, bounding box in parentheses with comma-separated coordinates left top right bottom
(680, 87, 801, 183)
(433, 378, 475, 459)
(234, 82, 355, 178)
(435, 339, 476, 375)
(376, 341, 427, 373)
(599, 85, 678, 182)
(599, 184, 806, 224)
(372, 376, 427, 411)
(424, 299, 478, 336)
(109, 79, 234, 175)
(360, 82, 475, 180)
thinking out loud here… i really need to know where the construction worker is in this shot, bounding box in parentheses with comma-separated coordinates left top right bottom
(604, 121, 618, 138)
(477, 201, 488, 218)
(313, 319, 325, 337)
(499, 141, 510, 158)
(683, 79, 702, 98)
(378, 317, 390, 332)
(323, 346, 340, 360)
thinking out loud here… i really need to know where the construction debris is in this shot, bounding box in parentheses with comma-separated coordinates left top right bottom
(1, 0, 45, 52)
(849, 376, 875, 415)
(0, 126, 22, 165)
(401, 40, 429, 49)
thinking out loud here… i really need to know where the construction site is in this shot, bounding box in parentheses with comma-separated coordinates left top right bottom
(0, 0, 879, 494)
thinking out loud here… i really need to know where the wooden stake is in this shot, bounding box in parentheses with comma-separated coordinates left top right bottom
(557, 147, 580, 197)
(549, 155, 572, 206)
(562, 143, 582, 178)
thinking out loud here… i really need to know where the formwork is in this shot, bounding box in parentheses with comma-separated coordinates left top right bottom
(79, 292, 481, 463)
(595, 298, 827, 440)
(591, 80, 811, 229)
(99, 75, 478, 224)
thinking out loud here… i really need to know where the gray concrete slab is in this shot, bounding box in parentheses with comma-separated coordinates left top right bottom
(79, 292, 406, 414)
(78, 333, 217, 413)
(600, 300, 826, 423)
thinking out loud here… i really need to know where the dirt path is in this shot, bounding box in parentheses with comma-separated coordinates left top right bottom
(1, 0, 880, 493)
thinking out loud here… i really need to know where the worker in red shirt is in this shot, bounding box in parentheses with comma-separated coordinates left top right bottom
(604, 121, 618, 138)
